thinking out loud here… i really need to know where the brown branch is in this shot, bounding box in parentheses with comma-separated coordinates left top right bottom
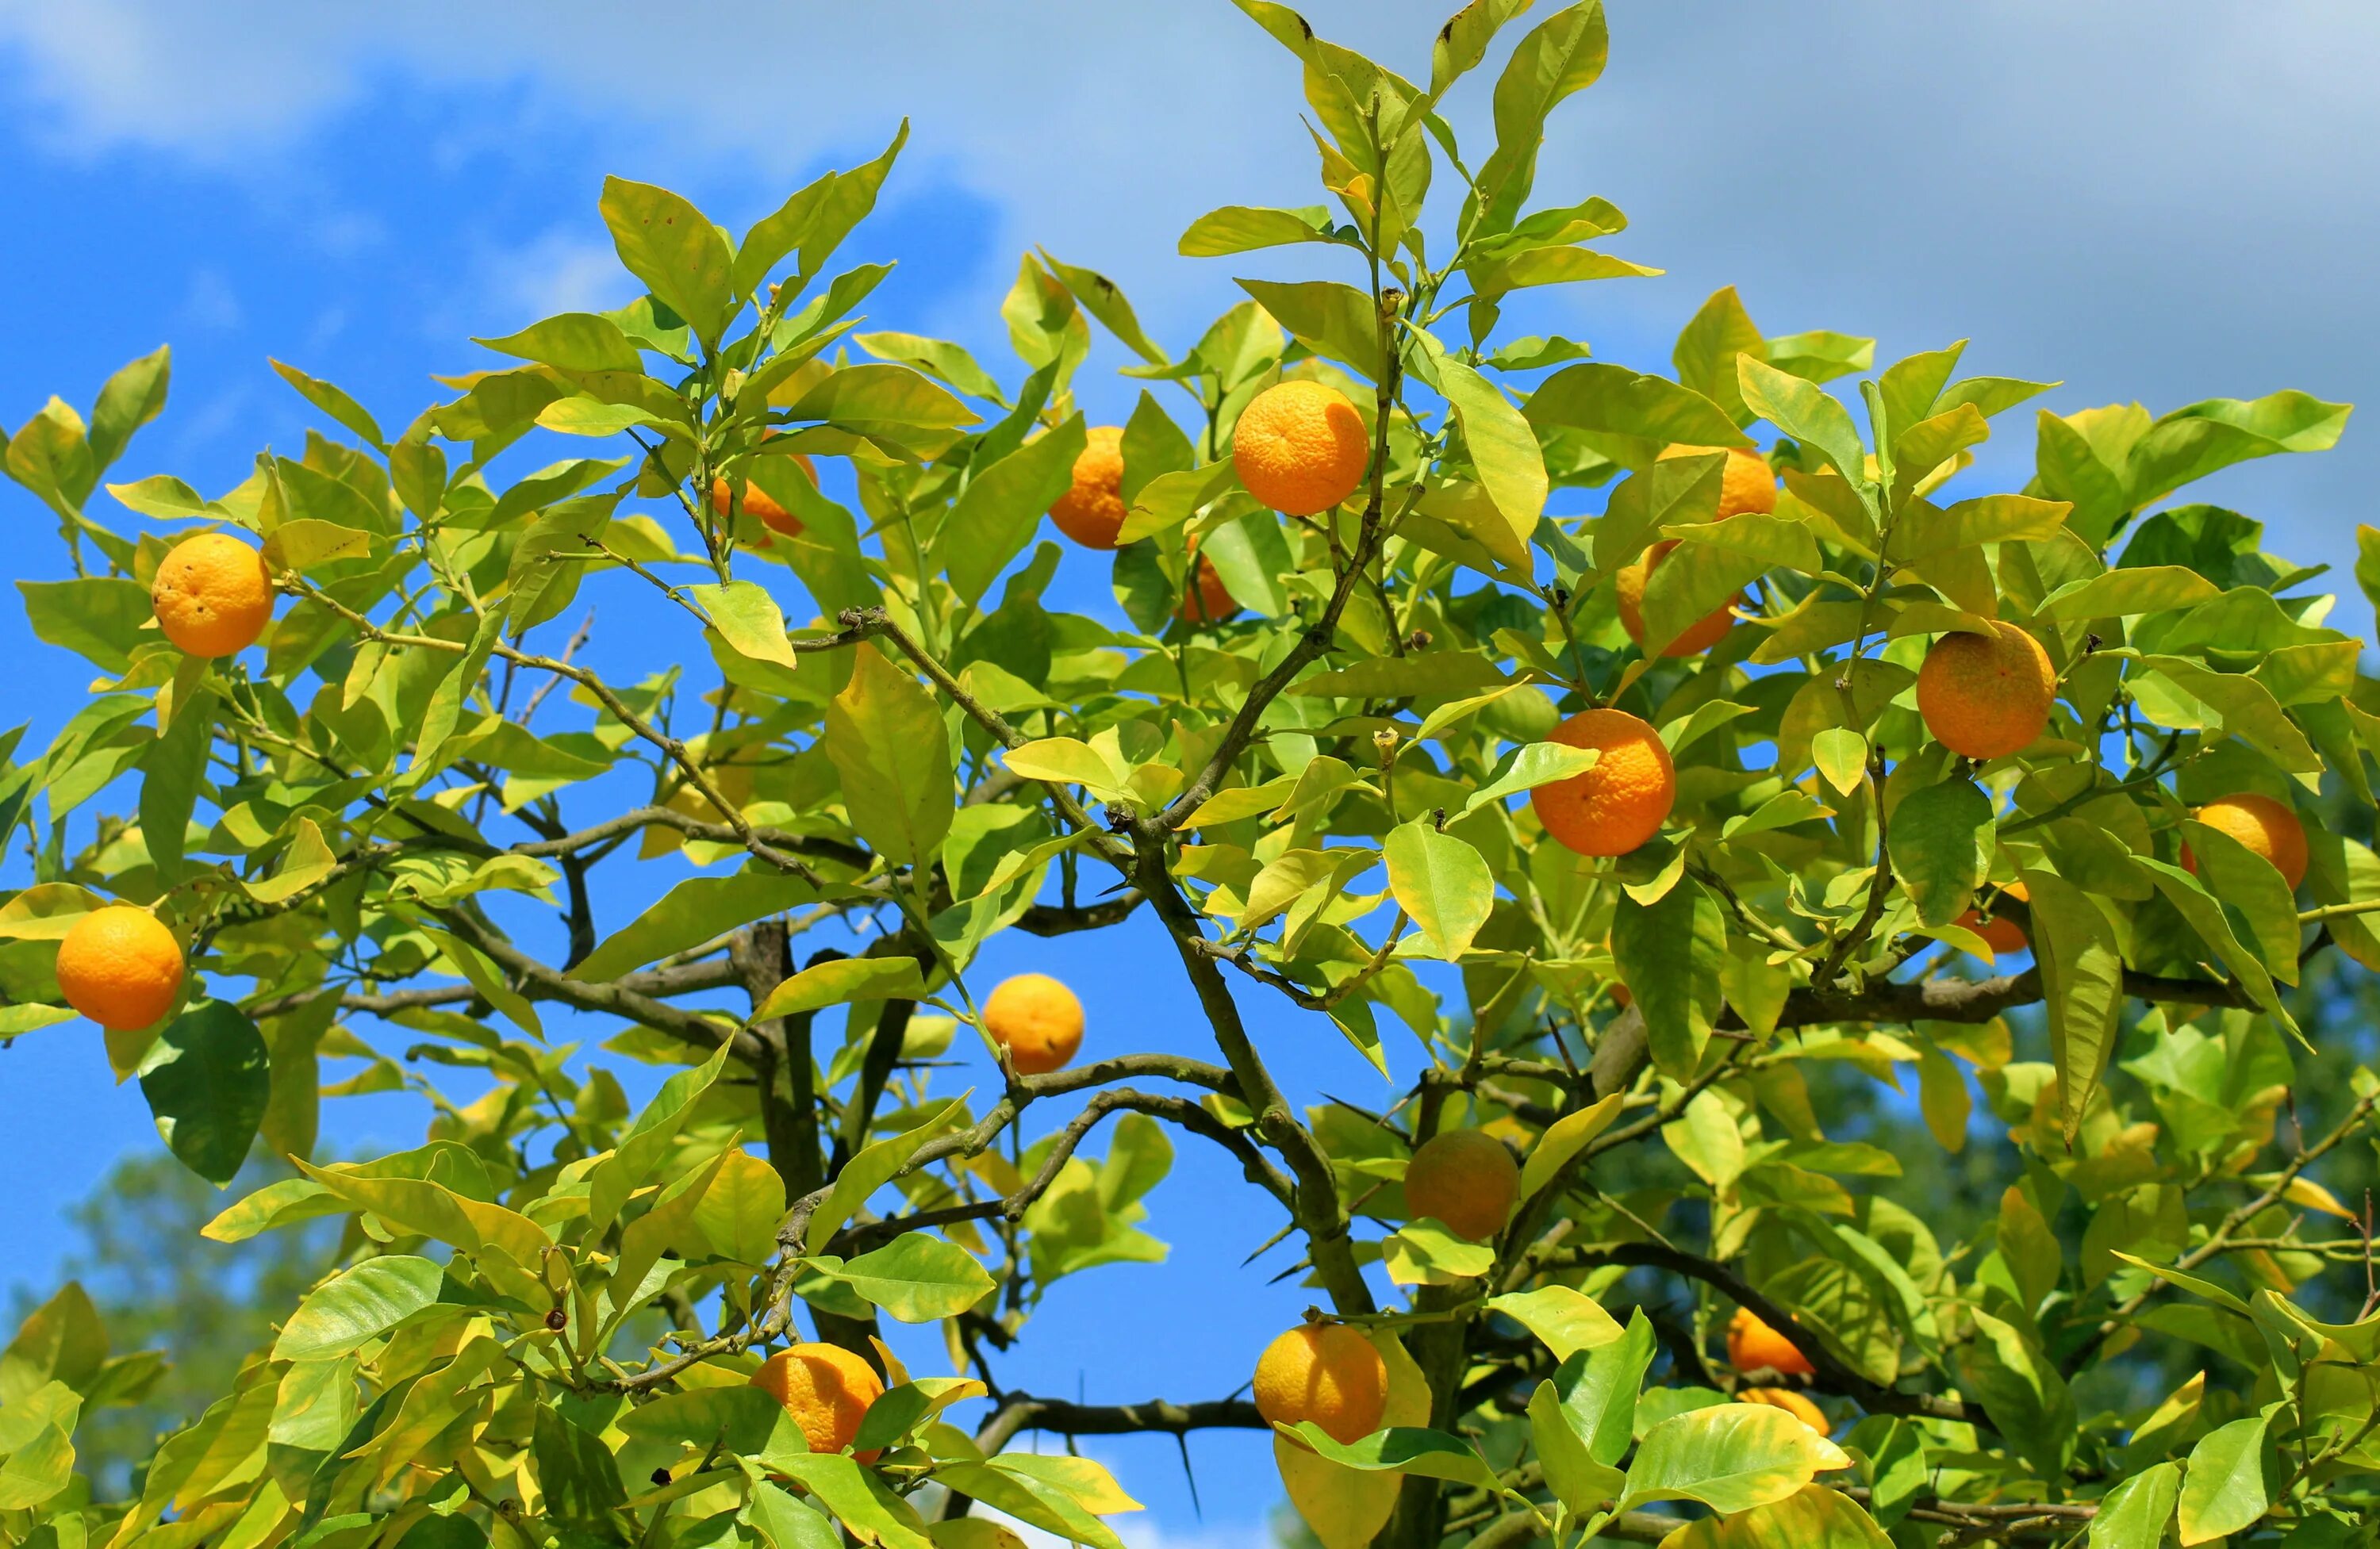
(973, 1393, 1265, 1449)
(433, 907, 760, 1060)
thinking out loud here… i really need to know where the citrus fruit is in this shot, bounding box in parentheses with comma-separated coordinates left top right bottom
(1656, 443, 1776, 520)
(1253, 1324, 1388, 1445)
(151, 532, 274, 658)
(1049, 424, 1129, 548)
(982, 972, 1084, 1075)
(55, 906, 183, 1030)
(1916, 622, 2056, 760)
(1614, 540, 1735, 657)
(1177, 546, 1238, 625)
(709, 451, 817, 537)
(751, 1343, 884, 1459)
(1726, 1307, 1814, 1378)
(2184, 793, 2308, 890)
(1403, 1129, 1520, 1242)
(1956, 881, 2030, 956)
(1530, 709, 1676, 857)
(1737, 1386, 1829, 1434)
(1233, 380, 1370, 516)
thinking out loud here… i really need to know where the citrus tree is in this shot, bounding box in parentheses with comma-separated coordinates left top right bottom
(3, 4, 2378, 1549)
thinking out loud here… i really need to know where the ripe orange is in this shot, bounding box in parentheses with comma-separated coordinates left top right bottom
(1233, 381, 1370, 516)
(55, 907, 183, 1030)
(1956, 881, 2030, 956)
(151, 533, 274, 658)
(709, 451, 817, 537)
(752, 1343, 885, 1459)
(1614, 540, 1735, 657)
(1253, 1324, 1387, 1445)
(1915, 622, 2056, 761)
(1403, 1129, 1520, 1242)
(1726, 1308, 1814, 1378)
(1736, 1387, 1829, 1434)
(1049, 425, 1129, 549)
(2184, 793, 2308, 891)
(982, 972, 1084, 1075)
(1530, 709, 1676, 858)
(1177, 546, 1238, 625)
(1656, 443, 1776, 520)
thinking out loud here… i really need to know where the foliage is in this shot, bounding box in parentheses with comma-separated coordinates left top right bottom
(2, 3, 2379, 1549)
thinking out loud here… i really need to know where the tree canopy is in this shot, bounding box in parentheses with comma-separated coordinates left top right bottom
(2, 4, 2378, 1549)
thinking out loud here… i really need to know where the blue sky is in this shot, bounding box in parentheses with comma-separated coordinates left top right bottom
(2, 2, 2377, 1539)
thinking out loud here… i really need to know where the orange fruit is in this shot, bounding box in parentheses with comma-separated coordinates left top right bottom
(1049, 425, 1128, 549)
(1614, 540, 1736, 657)
(1915, 622, 2056, 761)
(1530, 709, 1676, 858)
(1727, 1308, 1814, 1378)
(1956, 881, 2030, 956)
(982, 972, 1084, 1075)
(1233, 381, 1369, 516)
(1737, 1387, 1829, 1434)
(55, 907, 184, 1030)
(2184, 793, 2308, 891)
(151, 533, 274, 658)
(1656, 443, 1776, 520)
(1253, 1324, 1387, 1445)
(709, 451, 817, 537)
(1403, 1129, 1520, 1242)
(1177, 546, 1238, 625)
(752, 1343, 884, 1460)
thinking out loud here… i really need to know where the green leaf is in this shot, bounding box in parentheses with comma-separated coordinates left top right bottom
(2089, 1463, 2180, 1549)
(1465, 741, 1600, 815)
(474, 312, 646, 374)
(693, 1149, 788, 1264)
(1529, 1379, 1627, 1515)
(262, 517, 373, 571)
(2036, 565, 2221, 622)
(1895, 494, 2071, 560)
(947, 415, 1087, 605)
(533, 1404, 627, 1522)
(1488, 1286, 1624, 1360)
(17, 577, 153, 674)
(854, 332, 1007, 405)
(598, 177, 735, 347)
(1556, 1310, 1656, 1465)
(1525, 362, 1749, 461)
(1518, 1093, 1625, 1200)
(271, 1256, 443, 1360)
(0, 1285, 106, 1404)
(1180, 205, 1346, 257)
(805, 1099, 968, 1254)
(139, 683, 212, 880)
(691, 580, 800, 672)
(1673, 286, 1764, 428)
(824, 642, 953, 868)
(753, 957, 929, 1022)
(575, 872, 815, 983)
(2178, 1415, 2273, 1546)
(1474, 1, 1610, 230)
(91, 346, 171, 471)
(743, 1481, 843, 1549)
(1384, 819, 1493, 958)
(2177, 820, 2301, 982)
(270, 359, 386, 450)
(1621, 1403, 1837, 1515)
(810, 1235, 994, 1322)
(1234, 278, 1383, 381)
(1038, 251, 1166, 365)
(1955, 1308, 2074, 1482)
(1610, 880, 1726, 1079)
(1430, 346, 1547, 550)
(2015, 872, 2121, 1137)
(2129, 390, 2351, 508)
(1887, 779, 1991, 928)
(1738, 357, 1866, 487)
(137, 1000, 271, 1185)
(1384, 1221, 1497, 1286)
(1284, 1424, 1501, 1490)
(586, 1041, 735, 1233)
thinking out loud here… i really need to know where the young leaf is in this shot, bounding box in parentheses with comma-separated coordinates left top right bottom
(1384, 819, 1493, 958)
(824, 643, 954, 868)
